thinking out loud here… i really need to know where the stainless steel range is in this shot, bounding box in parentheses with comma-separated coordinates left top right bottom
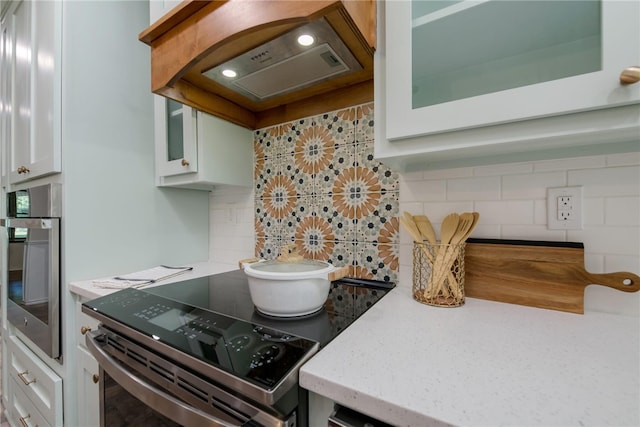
(82, 269, 394, 427)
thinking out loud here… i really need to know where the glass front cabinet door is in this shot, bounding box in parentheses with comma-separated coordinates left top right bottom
(154, 96, 198, 178)
(377, 0, 640, 169)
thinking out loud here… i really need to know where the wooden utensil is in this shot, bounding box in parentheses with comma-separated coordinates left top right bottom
(464, 238, 640, 314)
(401, 213, 460, 300)
(399, 214, 433, 262)
(413, 215, 437, 245)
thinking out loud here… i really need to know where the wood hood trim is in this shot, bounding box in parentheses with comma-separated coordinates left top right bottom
(139, 0, 376, 130)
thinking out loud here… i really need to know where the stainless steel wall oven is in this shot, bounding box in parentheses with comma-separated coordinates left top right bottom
(2, 183, 62, 360)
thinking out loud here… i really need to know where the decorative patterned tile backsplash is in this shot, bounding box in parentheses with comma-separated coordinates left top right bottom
(253, 102, 400, 282)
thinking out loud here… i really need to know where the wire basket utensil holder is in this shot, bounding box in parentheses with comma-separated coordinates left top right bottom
(413, 242, 466, 307)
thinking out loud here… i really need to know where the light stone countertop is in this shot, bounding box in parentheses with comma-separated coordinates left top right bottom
(70, 268, 639, 426)
(299, 285, 640, 427)
(68, 261, 235, 300)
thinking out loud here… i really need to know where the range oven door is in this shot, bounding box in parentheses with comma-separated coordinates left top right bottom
(86, 328, 298, 427)
(2, 216, 61, 359)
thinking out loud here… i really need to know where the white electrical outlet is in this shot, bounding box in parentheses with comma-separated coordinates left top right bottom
(547, 186, 583, 230)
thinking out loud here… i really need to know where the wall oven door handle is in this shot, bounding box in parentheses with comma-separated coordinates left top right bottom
(2, 218, 55, 229)
(85, 331, 239, 427)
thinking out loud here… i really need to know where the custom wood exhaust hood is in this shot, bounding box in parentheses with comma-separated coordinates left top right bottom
(139, 1, 376, 130)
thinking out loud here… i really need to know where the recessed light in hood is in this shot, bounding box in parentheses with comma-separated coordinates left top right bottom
(202, 19, 362, 101)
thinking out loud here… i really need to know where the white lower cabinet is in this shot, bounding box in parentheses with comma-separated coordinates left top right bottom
(76, 347, 100, 427)
(8, 378, 52, 427)
(75, 299, 101, 427)
(6, 335, 63, 427)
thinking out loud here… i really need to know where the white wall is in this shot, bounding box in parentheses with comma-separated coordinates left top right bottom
(208, 143, 640, 316)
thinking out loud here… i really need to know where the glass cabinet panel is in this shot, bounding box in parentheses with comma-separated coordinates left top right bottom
(383, 0, 638, 141)
(166, 98, 185, 162)
(411, 0, 602, 109)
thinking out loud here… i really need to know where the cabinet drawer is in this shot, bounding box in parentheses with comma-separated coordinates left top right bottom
(8, 377, 52, 427)
(75, 300, 100, 349)
(7, 335, 63, 426)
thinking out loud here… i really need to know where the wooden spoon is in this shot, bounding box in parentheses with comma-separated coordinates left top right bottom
(413, 215, 437, 245)
(439, 213, 460, 246)
(399, 214, 424, 244)
(428, 213, 460, 297)
(435, 212, 481, 298)
(412, 213, 460, 297)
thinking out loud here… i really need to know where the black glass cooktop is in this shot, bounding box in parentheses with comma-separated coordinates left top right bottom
(145, 269, 394, 347)
(83, 269, 394, 392)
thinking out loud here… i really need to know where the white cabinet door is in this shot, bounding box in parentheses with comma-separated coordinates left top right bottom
(7, 0, 61, 184)
(154, 98, 253, 190)
(76, 347, 100, 427)
(155, 96, 199, 178)
(0, 15, 12, 187)
(385, 0, 640, 140)
(6, 335, 63, 426)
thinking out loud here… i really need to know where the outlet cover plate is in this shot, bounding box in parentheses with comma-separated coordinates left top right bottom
(547, 186, 583, 230)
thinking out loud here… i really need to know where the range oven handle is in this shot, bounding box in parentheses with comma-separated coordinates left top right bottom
(85, 331, 239, 427)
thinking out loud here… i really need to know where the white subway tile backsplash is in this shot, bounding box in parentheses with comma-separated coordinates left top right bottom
(606, 151, 640, 167)
(473, 200, 535, 224)
(575, 226, 640, 256)
(533, 155, 606, 172)
(583, 198, 605, 225)
(446, 176, 501, 200)
(499, 225, 566, 241)
(569, 166, 640, 197)
(501, 172, 565, 199)
(422, 202, 474, 224)
(467, 224, 501, 239)
(399, 179, 445, 202)
(533, 199, 547, 225)
(474, 162, 533, 176)
(422, 167, 473, 180)
(605, 197, 640, 226)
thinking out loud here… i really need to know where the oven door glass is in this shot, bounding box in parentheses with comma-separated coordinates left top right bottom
(101, 371, 180, 427)
(3, 217, 61, 358)
(6, 217, 59, 322)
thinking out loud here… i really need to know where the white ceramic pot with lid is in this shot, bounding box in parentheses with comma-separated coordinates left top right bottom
(241, 248, 349, 317)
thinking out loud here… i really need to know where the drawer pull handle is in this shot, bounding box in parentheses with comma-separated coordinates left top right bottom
(80, 326, 92, 335)
(181, 159, 190, 166)
(18, 370, 36, 386)
(19, 414, 31, 427)
(620, 66, 640, 84)
(92, 374, 100, 384)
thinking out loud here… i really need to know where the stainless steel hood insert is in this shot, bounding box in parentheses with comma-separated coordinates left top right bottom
(202, 18, 362, 101)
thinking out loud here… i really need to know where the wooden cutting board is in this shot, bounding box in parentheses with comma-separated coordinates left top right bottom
(464, 239, 640, 314)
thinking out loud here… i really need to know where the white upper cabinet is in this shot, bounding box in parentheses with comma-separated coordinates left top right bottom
(375, 0, 640, 171)
(154, 97, 253, 190)
(155, 97, 198, 178)
(4, 0, 61, 184)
